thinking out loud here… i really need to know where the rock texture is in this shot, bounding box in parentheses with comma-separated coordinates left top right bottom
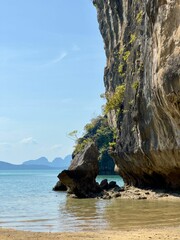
(93, 0, 180, 189)
(53, 180, 67, 191)
(58, 143, 100, 197)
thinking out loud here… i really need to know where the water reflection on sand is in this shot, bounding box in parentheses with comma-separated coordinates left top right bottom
(104, 198, 180, 229)
(59, 196, 180, 232)
(59, 197, 109, 231)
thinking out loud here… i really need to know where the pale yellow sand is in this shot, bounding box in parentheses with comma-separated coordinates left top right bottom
(0, 227, 180, 240)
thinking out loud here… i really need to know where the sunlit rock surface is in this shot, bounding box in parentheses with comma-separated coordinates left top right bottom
(93, 0, 180, 189)
(58, 143, 100, 197)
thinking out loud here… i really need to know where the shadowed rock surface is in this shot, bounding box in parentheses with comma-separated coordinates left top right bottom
(93, 0, 180, 189)
(53, 180, 67, 191)
(58, 143, 100, 197)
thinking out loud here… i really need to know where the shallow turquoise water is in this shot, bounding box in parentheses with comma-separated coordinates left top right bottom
(0, 170, 123, 232)
(0, 170, 180, 232)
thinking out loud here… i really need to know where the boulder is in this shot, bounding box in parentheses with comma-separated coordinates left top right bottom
(58, 143, 100, 198)
(108, 181, 117, 189)
(100, 179, 109, 190)
(53, 180, 67, 191)
(100, 179, 119, 190)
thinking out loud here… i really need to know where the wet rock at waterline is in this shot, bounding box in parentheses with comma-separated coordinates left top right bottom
(58, 143, 100, 198)
(99, 179, 119, 190)
(53, 180, 67, 191)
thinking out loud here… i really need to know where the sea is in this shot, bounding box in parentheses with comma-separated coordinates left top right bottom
(0, 169, 180, 232)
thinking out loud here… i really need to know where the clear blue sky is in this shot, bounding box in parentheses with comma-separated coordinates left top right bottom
(0, 0, 105, 163)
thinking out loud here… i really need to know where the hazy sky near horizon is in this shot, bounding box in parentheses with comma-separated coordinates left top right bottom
(0, 0, 106, 163)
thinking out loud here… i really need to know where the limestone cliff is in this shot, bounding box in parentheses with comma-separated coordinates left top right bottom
(93, 0, 180, 189)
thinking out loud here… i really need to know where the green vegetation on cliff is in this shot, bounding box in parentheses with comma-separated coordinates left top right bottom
(104, 84, 126, 115)
(72, 115, 116, 175)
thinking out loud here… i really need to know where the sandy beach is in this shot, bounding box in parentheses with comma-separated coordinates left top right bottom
(0, 227, 180, 240)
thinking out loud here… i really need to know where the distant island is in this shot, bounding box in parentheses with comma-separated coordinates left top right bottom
(0, 155, 72, 170)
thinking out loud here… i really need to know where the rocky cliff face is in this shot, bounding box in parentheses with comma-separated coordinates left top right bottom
(93, 0, 180, 189)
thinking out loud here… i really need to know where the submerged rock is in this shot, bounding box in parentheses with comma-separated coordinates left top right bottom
(58, 143, 100, 198)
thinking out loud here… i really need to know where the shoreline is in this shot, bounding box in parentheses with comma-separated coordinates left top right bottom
(0, 226, 180, 240)
(90, 184, 180, 200)
(118, 186, 180, 200)
(1, 186, 179, 239)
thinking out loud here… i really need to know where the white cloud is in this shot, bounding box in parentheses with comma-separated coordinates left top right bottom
(52, 52, 67, 64)
(39, 51, 68, 67)
(50, 144, 62, 150)
(20, 137, 38, 145)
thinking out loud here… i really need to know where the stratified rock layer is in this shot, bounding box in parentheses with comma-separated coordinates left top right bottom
(58, 143, 100, 197)
(94, 0, 180, 189)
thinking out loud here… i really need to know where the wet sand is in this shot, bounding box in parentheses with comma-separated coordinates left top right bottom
(0, 227, 180, 240)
